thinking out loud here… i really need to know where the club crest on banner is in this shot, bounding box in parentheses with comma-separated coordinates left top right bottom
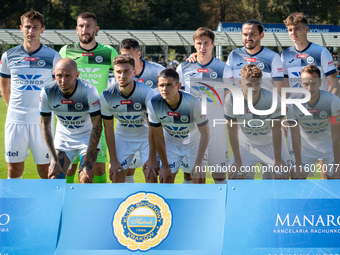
(113, 192, 172, 251)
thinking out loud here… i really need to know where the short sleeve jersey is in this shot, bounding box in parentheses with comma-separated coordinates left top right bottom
(100, 81, 155, 142)
(281, 43, 337, 91)
(59, 42, 118, 95)
(226, 46, 284, 91)
(287, 90, 340, 148)
(176, 57, 234, 129)
(110, 59, 165, 93)
(39, 79, 101, 142)
(0, 44, 61, 124)
(148, 91, 208, 146)
(224, 88, 283, 146)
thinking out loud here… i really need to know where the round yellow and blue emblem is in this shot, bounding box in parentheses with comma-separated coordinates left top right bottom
(113, 192, 172, 251)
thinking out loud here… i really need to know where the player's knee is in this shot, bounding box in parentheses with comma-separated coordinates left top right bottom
(183, 172, 191, 181)
(94, 163, 106, 176)
(37, 164, 49, 179)
(127, 168, 135, 176)
(7, 162, 24, 178)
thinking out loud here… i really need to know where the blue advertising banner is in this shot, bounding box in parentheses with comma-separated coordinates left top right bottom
(223, 180, 340, 255)
(0, 180, 66, 255)
(220, 22, 340, 33)
(55, 184, 227, 255)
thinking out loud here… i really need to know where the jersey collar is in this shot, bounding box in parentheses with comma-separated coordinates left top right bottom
(79, 42, 98, 52)
(166, 90, 183, 112)
(198, 56, 214, 68)
(60, 80, 78, 99)
(21, 43, 43, 55)
(294, 42, 312, 53)
(119, 81, 136, 99)
(244, 46, 264, 57)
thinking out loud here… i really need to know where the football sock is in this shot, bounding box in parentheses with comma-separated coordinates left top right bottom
(94, 174, 107, 183)
(214, 179, 227, 184)
(66, 174, 75, 183)
(183, 179, 193, 184)
(7, 176, 22, 179)
(125, 175, 134, 183)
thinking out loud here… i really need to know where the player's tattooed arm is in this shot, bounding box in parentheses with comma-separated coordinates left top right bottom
(41, 115, 65, 178)
(82, 114, 102, 166)
(0, 77, 11, 106)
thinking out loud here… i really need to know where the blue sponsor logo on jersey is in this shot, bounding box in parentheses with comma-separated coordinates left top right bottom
(118, 115, 144, 128)
(290, 72, 301, 87)
(58, 116, 85, 129)
(17, 74, 44, 90)
(164, 125, 189, 139)
(303, 122, 328, 134)
(243, 123, 268, 136)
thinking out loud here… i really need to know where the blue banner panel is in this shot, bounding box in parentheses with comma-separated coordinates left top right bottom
(223, 180, 340, 255)
(56, 184, 227, 255)
(0, 180, 66, 255)
(220, 22, 340, 33)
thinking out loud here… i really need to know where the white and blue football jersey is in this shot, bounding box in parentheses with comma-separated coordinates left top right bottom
(100, 81, 155, 142)
(226, 46, 284, 91)
(287, 90, 340, 148)
(110, 59, 164, 92)
(0, 44, 61, 124)
(281, 42, 337, 91)
(148, 91, 208, 145)
(39, 79, 101, 142)
(224, 88, 283, 146)
(176, 57, 234, 129)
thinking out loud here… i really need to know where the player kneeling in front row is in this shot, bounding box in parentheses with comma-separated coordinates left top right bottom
(40, 58, 102, 182)
(225, 64, 289, 179)
(100, 54, 158, 183)
(287, 65, 340, 179)
(148, 69, 210, 183)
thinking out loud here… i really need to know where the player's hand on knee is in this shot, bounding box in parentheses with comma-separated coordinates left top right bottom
(159, 166, 172, 183)
(108, 160, 124, 182)
(78, 161, 94, 183)
(143, 158, 159, 180)
(191, 163, 206, 184)
(48, 160, 65, 179)
(273, 159, 289, 180)
(228, 162, 244, 179)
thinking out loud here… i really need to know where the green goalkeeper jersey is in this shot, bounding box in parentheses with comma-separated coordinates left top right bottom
(59, 42, 118, 95)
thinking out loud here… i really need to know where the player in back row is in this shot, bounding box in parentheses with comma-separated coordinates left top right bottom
(0, 10, 61, 179)
(59, 12, 118, 183)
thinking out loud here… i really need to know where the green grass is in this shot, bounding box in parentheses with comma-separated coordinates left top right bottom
(0, 98, 321, 181)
